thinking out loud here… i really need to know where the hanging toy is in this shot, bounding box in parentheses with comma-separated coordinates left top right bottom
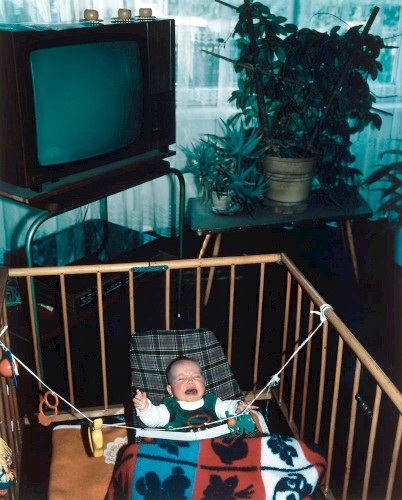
(88, 418, 104, 458)
(0, 351, 18, 388)
(355, 393, 373, 418)
(38, 391, 59, 426)
(227, 412, 256, 436)
(0, 438, 15, 497)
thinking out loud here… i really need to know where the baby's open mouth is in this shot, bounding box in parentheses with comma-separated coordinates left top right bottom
(185, 388, 197, 395)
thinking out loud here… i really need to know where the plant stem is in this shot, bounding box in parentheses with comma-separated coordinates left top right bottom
(303, 6, 380, 156)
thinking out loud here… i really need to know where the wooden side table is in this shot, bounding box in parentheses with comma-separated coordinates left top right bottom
(189, 190, 372, 304)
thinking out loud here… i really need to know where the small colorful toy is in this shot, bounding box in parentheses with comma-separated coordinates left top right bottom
(88, 418, 104, 458)
(227, 412, 256, 436)
(0, 438, 15, 497)
(0, 351, 18, 387)
(38, 391, 59, 426)
(355, 393, 373, 418)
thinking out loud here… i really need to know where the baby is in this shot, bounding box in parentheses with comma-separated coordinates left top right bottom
(133, 355, 257, 429)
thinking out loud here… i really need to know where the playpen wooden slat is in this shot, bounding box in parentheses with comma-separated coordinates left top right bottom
(96, 272, 109, 409)
(0, 299, 22, 478)
(315, 320, 328, 444)
(59, 274, 75, 410)
(0, 303, 20, 482)
(362, 384, 382, 500)
(325, 335, 344, 492)
(342, 358, 361, 500)
(165, 268, 170, 330)
(300, 299, 315, 440)
(279, 271, 291, 403)
(129, 272, 135, 333)
(253, 263, 265, 391)
(227, 265, 236, 365)
(25, 276, 42, 391)
(0, 269, 7, 307)
(196, 267, 201, 329)
(289, 284, 302, 423)
(0, 378, 14, 458)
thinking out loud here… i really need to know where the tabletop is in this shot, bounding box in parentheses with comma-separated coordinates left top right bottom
(190, 189, 373, 235)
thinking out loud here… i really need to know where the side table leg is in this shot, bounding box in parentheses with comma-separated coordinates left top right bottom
(343, 220, 359, 283)
(204, 233, 222, 306)
(198, 234, 212, 259)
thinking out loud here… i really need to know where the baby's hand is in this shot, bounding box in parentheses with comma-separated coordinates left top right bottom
(133, 389, 149, 412)
(236, 400, 258, 414)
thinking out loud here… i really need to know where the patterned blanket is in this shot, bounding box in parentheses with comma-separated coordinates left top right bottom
(106, 434, 327, 499)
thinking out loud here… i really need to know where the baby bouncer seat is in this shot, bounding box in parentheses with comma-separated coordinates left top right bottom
(106, 327, 326, 498)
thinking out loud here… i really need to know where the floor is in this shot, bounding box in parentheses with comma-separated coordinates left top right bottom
(17, 216, 401, 498)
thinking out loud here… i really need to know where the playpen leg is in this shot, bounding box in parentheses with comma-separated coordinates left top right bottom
(204, 233, 222, 306)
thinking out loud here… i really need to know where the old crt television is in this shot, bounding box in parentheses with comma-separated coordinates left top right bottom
(0, 19, 175, 192)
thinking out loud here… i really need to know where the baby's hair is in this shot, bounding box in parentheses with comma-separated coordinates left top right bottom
(165, 356, 200, 384)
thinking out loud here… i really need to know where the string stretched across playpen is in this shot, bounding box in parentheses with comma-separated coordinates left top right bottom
(0, 253, 401, 499)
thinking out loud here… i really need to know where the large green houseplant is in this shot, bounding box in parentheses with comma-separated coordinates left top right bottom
(181, 118, 269, 213)
(207, 1, 389, 210)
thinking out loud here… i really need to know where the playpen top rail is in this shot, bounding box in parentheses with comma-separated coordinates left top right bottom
(6, 254, 282, 277)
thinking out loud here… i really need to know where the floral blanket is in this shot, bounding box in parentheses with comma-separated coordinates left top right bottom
(106, 434, 327, 499)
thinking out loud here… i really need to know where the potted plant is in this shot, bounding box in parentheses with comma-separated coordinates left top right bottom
(208, 1, 389, 212)
(181, 117, 269, 214)
(364, 149, 402, 265)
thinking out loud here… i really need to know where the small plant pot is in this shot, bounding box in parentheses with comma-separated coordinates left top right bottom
(210, 191, 242, 215)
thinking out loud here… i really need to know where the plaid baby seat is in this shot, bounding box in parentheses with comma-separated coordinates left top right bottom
(130, 328, 243, 427)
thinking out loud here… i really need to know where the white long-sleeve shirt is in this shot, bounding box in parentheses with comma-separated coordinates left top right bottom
(136, 395, 239, 428)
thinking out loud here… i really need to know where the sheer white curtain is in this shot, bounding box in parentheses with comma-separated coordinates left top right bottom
(0, 0, 401, 264)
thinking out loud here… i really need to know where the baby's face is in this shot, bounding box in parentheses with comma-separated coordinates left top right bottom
(167, 360, 206, 402)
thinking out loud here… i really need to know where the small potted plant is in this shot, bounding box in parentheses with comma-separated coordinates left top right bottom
(181, 117, 269, 214)
(364, 149, 402, 265)
(208, 0, 389, 212)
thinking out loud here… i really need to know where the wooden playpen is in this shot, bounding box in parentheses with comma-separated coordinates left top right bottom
(0, 253, 401, 499)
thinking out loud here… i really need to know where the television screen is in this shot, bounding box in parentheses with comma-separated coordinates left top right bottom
(31, 41, 143, 166)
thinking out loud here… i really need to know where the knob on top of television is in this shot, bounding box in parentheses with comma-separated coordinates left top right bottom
(118, 8, 132, 19)
(139, 8, 152, 17)
(83, 9, 99, 21)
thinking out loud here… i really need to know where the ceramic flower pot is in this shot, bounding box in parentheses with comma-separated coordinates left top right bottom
(210, 191, 242, 215)
(262, 157, 316, 214)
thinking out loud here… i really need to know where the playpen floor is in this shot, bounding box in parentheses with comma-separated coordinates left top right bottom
(17, 220, 401, 499)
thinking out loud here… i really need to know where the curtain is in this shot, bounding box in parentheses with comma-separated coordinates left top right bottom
(0, 0, 401, 264)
